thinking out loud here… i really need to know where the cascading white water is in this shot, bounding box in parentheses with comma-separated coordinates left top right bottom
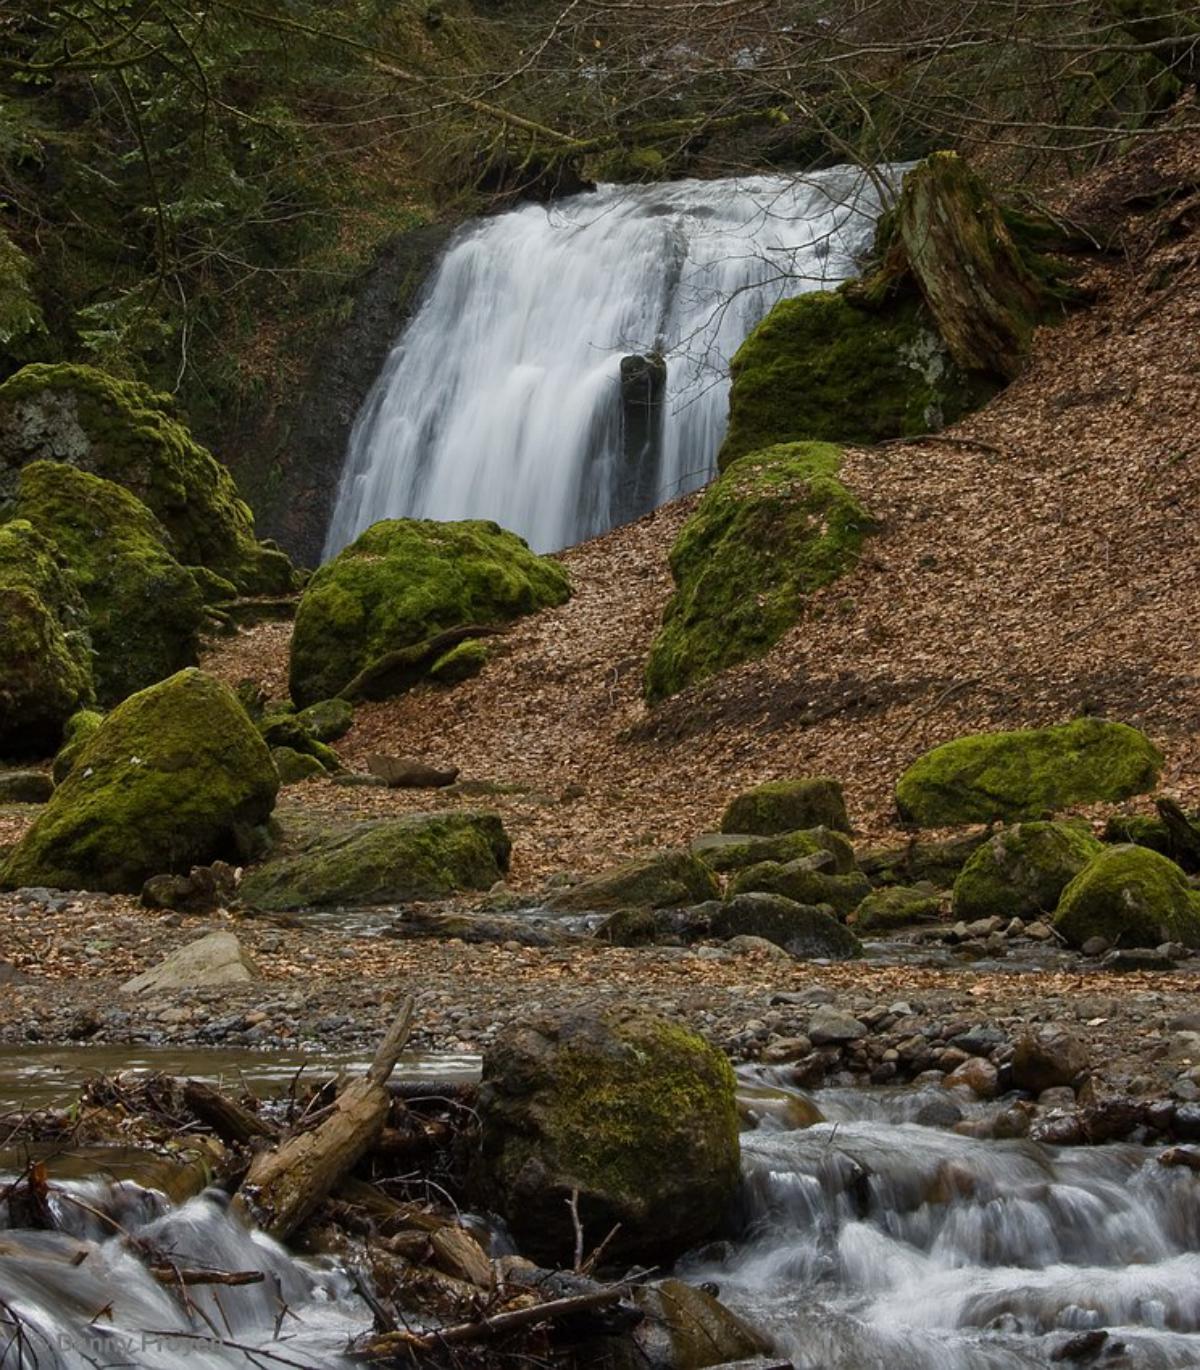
(324, 167, 889, 559)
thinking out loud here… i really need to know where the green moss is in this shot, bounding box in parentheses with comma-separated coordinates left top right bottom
(952, 821, 1102, 921)
(429, 637, 489, 685)
(0, 364, 295, 594)
(544, 849, 720, 912)
(239, 810, 511, 910)
(645, 445, 875, 700)
(721, 776, 851, 836)
(692, 825, 856, 875)
(188, 566, 238, 605)
(1103, 812, 1173, 856)
(15, 461, 204, 706)
(1, 669, 277, 893)
(718, 292, 996, 470)
(852, 885, 943, 932)
(711, 892, 864, 958)
(51, 709, 104, 785)
(271, 746, 325, 785)
(0, 518, 94, 758)
(0, 227, 47, 366)
(294, 697, 354, 743)
(289, 518, 569, 707)
(895, 719, 1163, 827)
(858, 831, 990, 889)
(728, 859, 870, 917)
(1053, 845, 1200, 948)
(258, 716, 339, 771)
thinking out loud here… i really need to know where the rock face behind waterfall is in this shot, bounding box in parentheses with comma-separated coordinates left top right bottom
(1, 669, 278, 893)
(289, 517, 570, 706)
(476, 1010, 740, 1267)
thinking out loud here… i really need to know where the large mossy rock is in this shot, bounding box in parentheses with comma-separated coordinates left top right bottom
(1053, 845, 1200, 948)
(15, 461, 204, 706)
(692, 825, 856, 875)
(0, 669, 277, 893)
(721, 776, 850, 835)
(711, 892, 863, 959)
(895, 719, 1162, 827)
(728, 859, 870, 918)
(0, 364, 293, 594)
(545, 849, 719, 913)
(852, 884, 942, 932)
(476, 1011, 740, 1266)
(719, 294, 990, 469)
(0, 518, 93, 758)
(289, 518, 570, 707)
(858, 830, 990, 889)
(644, 445, 874, 700)
(51, 709, 103, 784)
(952, 821, 1103, 921)
(239, 811, 511, 910)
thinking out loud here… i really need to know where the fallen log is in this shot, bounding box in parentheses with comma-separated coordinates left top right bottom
(236, 998, 414, 1240)
(150, 1267, 265, 1287)
(183, 1079, 277, 1146)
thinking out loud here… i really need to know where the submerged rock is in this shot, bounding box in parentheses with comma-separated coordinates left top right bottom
(544, 849, 719, 912)
(1053, 845, 1200, 948)
(953, 821, 1103, 921)
(239, 811, 511, 910)
(0, 518, 94, 758)
(476, 1011, 740, 1266)
(644, 446, 874, 700)
(711, 892, 863, 960)
(895, 719, 1162, 826)
(121, 931, 258, 993)
(288, 517, 569, 707)
(721, 777, 851, 836)
(625, 1279, 768, 1370)
(1, 669, 277, 893)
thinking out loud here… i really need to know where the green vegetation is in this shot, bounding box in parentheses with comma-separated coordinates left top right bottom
(0, 518, 93, 758)
(430, 638, 490, 685)
(895, 719, 1163, 826)
(952, 821, 1103, 921)
(15, 461, 204, 706)
(721, 776, 851, 836)
(645, 445, 875, 700)
(1, 669, 277, 893)
(51, 710, 104, 785)
(289, 518, 569, 707)
(1053, 845, 1200, 948)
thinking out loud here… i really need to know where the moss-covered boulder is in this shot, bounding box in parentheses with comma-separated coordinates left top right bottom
(476, 1011, 740, 1265)
(728, 859, 870, 917)
(294, 697, 354, 743)
(692, 825, 856, 875)
(289, 518, 569, 707)
(0, 519, 93, 758)
(239, 811, 511, 910)
(15, 461, 205, 705)
(0, 364, 293, 594)
(51, 709, 104, 784)
(721, 776, 850, 836)
(1053, 845, 1200, 948)
(258, 716, 338, 772)
(711, 892, 863, 959)
(858, 830, 990, 889)
(0, 669, 277, 893)
(644, 445, 874, 699)
(852, 885, 943, 932)
(952, 821, 1103, 921)
(271, 747, 325, 785)
(895, 719, 1163, 827)
(430, 638, 489, 684)
(544, 849, 719, 913)
(719, 294, 991, 469)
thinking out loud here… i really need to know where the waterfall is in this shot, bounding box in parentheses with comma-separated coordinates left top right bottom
(323, 167, 888, 559)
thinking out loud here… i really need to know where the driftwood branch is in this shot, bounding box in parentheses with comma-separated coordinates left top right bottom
(150, 1267, 265, 1286)
(183, 1080, 277, 1146)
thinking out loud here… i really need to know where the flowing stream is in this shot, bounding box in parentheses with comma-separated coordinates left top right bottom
(5, 1065, 1198, 1367)
(324, 168, 888, 558)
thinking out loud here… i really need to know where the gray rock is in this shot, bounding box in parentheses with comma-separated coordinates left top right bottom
(1012, 1026, 1088, 1093)
(807, 1006, 867, 1045)
(121, 932, 259, 993)
(0, 770, 53, 804)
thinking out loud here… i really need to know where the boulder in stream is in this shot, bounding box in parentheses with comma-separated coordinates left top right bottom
(1053, 844, 1200, 948)
(952, 820, 1102, 921)
(711, 893, 863, 960)
(477, 1010, 740, 1267)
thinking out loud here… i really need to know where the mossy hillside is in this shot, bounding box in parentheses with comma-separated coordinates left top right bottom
(729, 859, 871, 918)
(0, 518, 94, 759)
(0, 365, 294, 594)
(478, 1012, 740, 1266)
(238, 811, 512, 911)
(895, 719, 1163, 827)
(1, 669, 278, 893)
(15, 461, 205, 706)
(721, 776, 852, 836)
(852, 885, 943, 932)
(644, 445, 875, 701)
(952, 821, 1103, 921)
(1053, 845, 1200, 949)
(718, 291, 995, 470)
(692, 825, 856, 875)
(51, 710, 104, 785)
(289, 518, 570, 707)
